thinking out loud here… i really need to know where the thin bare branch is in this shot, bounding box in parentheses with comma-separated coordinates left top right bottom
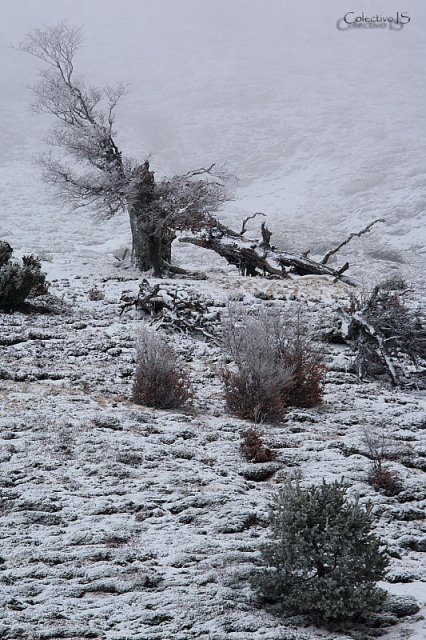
(180, 163, 217, 179)
(321, 219, 385, 265)
(20, 23, 82, 82)
(240, 211, 266, 235)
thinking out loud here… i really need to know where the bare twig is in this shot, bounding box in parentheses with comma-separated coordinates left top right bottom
(240, 212, 266, 235)
(321, 219, 385, 265)
(180, 163, 217, 179)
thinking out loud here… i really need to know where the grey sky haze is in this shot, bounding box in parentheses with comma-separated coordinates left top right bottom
(1, 1, 425, 254)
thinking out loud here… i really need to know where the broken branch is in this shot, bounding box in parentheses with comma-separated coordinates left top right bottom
(321, 219, 384, 265)
(240, 212, 266, 235)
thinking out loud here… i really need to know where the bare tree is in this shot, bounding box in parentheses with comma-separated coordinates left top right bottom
(20, 23, 230, 275)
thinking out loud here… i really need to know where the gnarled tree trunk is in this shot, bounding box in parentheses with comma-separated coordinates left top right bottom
(128, 210, 174, 275)
(127, 161, 175, 276)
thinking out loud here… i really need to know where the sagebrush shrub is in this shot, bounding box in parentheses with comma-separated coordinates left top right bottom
(221, 309, 292, 421)
(221, 306, 325, 421)
(221, 366, 291, 422)
(280, 334, 326, 407)
(131, 327, 193, 409)
(240, 428, 276, 463)
(253, 479, 388, 624)
(361, 426, 403, 495)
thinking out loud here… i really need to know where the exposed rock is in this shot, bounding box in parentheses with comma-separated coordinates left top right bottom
(383, 593, 420, 617)
(239, 462, 282, 481)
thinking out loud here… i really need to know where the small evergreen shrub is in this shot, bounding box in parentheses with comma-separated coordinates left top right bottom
(0, 241, 13, 267)
(131, 327, 193, 409)
(240, 428, 276, 463)
(0, 254, 46, 312)
(253, 479, 388, 624)
(379, 274, 407, 291)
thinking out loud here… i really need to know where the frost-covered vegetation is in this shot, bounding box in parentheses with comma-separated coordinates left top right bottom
(254, 479, 388, 624)
(220, 307, 326, 422)
(0, 246, 47, 312)
(1, 5, 425, 638)
(0, 266, 424, 639)
(132, 326, 193, 409)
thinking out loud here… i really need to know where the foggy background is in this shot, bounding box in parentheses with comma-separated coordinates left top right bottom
(0, 0, 425, 272)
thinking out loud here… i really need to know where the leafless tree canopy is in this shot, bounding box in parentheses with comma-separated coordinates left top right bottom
(20, 23, 232, 273)
(21, 23, 129, 217)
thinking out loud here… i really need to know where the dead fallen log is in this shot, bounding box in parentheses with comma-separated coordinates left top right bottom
(120, 279, 222, 339)
(179, 224, 357, 285)
(337, 285, 426, 386)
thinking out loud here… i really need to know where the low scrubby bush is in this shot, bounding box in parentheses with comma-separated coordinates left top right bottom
(240, 428, 276, 463)
(361, 427, 403, 496)
(221, 366, 291, 422)
(88, 286, 105, 301)
(280, 333, 326, 408)
(221, 309, 292, 421)
(379, 274, 407, 291)
(221, 307, 326, 421)
(253, 479, 388, 624)
(0, 254, 46, 312)
(369, 467, 402, 496)
(131, 327, 192, 409)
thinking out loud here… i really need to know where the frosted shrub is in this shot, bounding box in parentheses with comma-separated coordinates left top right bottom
(221, 309, 292, 421)
(240, 428, 276, 463)
(254, 479, 388, 624)
(361, 427, 402, 496)
(379, 274, 407, 291)
(132, 327, 192, 409)
(221, 307, 326, 421)
(280, 331, 326, 408)
(0, 255, 46, 312)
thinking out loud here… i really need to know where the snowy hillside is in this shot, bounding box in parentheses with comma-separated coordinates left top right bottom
(0, 0, 425, 278)
(1, 268, 426, 639)
(0, 2, 425, 639)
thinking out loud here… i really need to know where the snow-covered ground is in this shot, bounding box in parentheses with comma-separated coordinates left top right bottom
(0, 1, 425, 638)
(0, 269, 425, 639)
